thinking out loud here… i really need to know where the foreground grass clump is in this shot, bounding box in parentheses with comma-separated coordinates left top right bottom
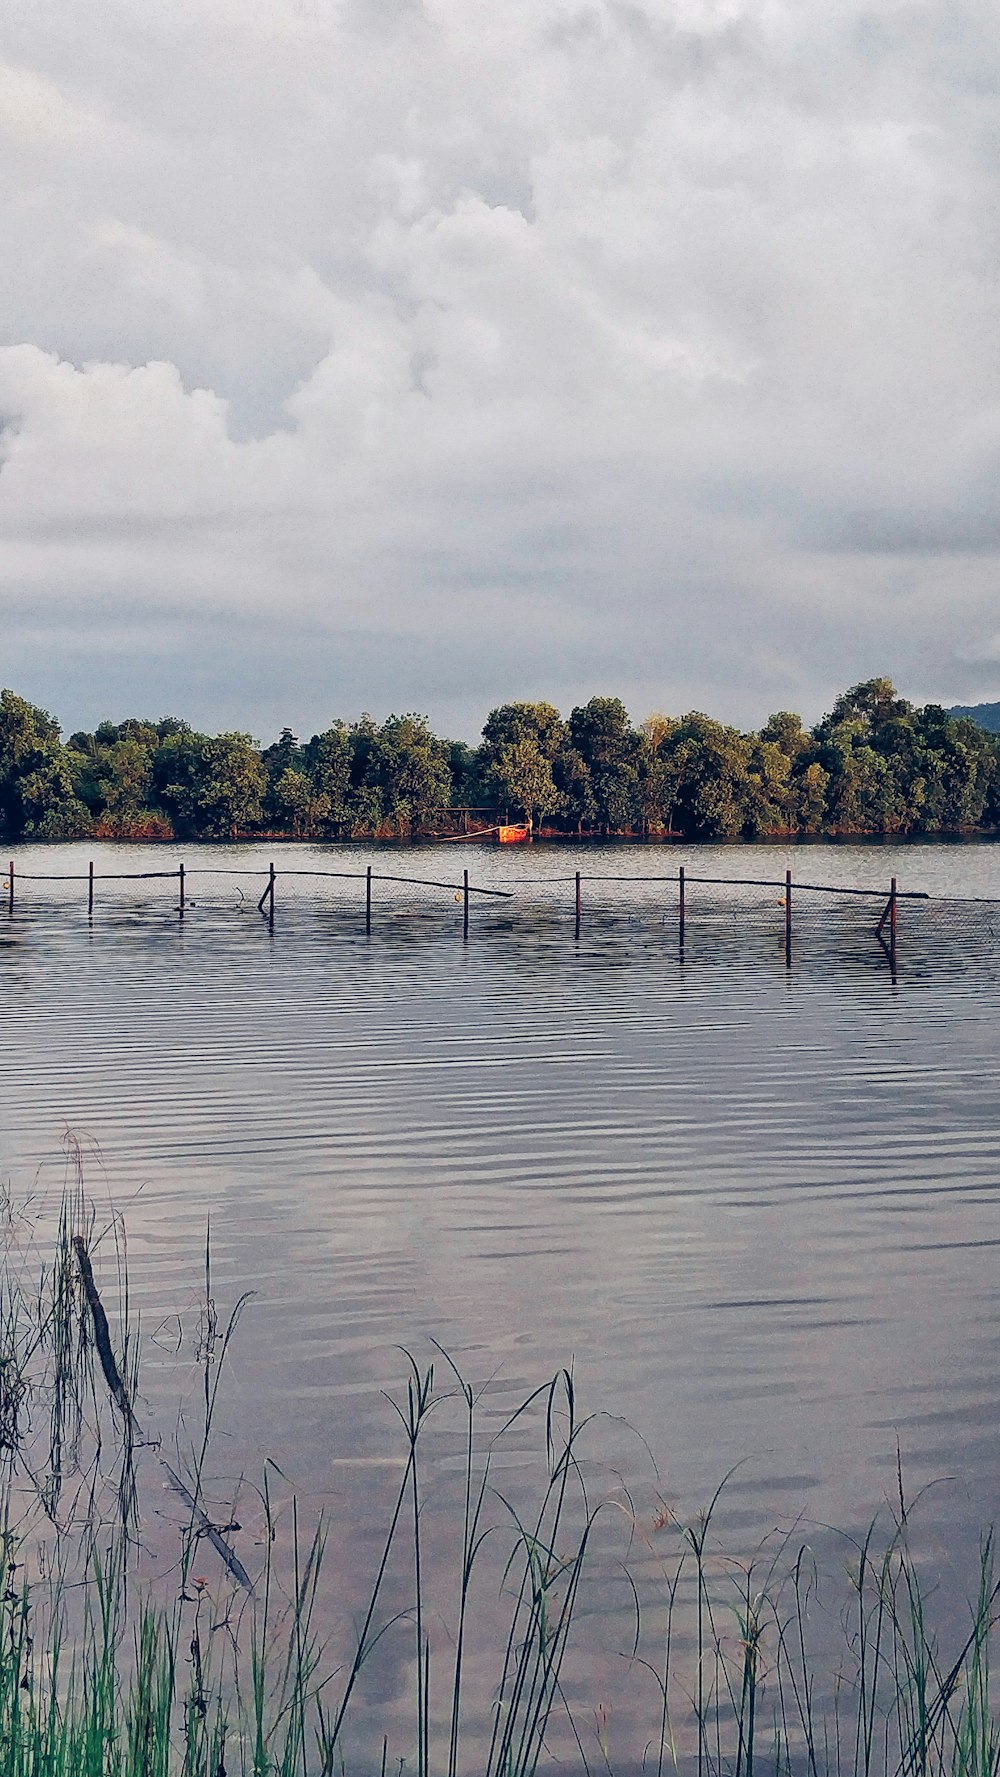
(2, 1181, 1000, 1776)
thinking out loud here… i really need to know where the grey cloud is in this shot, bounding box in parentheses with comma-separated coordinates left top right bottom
(806, 511, 1000, 557)
(1, 0, 999, 735)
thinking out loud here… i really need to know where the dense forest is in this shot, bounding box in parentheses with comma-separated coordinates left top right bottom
(1, 678, 999, 844)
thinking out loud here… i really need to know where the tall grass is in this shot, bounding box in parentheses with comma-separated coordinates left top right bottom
(2, 1183, 1000, 1776)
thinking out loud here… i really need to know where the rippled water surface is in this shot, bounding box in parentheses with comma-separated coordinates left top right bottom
(4, 837, 1000, 1753)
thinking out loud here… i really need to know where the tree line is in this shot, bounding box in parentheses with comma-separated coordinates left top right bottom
(1, 678, 998, 844)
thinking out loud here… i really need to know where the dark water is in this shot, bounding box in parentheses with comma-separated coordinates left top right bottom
(4, 838, 1000, 1761)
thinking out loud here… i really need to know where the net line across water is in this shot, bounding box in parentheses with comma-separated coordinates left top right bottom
(3, 860, 990, 954)
(4, 863, 932, 897)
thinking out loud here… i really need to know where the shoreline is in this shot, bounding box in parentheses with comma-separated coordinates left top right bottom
(9, 825, 1000, 848)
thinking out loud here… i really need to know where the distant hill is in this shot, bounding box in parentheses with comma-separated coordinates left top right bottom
(947, 702, 1000, 734)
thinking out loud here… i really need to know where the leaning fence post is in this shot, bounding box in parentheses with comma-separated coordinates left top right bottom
(7, 861, 13, 916)
(785, 868, 792, 966)
(575, 871, 582, 939)
(463, 868, 469, 941)
(366, 865, 372, 936)
(88, 860, 94, 919)
(178, 862, 185, 917)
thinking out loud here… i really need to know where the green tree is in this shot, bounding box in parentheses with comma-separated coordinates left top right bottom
(481, 701, 567, 762)
(6, 675, 1000, 846)
(303, 723, 352, 835)
(273, 767, 330, 838)
(446, 740, 486, 809)
(553, 744, 596, 834)
(813, 682, 915, 833)
(568, 697, 640, 833)
(759, 711, 811, 758)
(349, 783, 386, 837)
(115, 718, 160, 749)
(744, 739, 794, 835)
(795, 761, 830, 833)
(667, 714, 755, 839)
(18, 761, 93, 838)
(480, 702, 570, 829)
(347, 714, 381, 825)
(97, 739, 153, 819)
(492, 738, 563, 827)
(152, 730, 210, 838)
(363, 715, 452, 837)
(816, 677, 913, 743)
(902, 707, 998, 831)
(637, 716, 679, 836)
(824, 744, 906, 833)
(261, 728, 305, 831)
(0, 689, 91, 840)
(263, 727, 301, 772)
(197, 733, 266, 839)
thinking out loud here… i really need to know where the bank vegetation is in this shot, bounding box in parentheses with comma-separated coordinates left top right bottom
(2, 677, 997, 844)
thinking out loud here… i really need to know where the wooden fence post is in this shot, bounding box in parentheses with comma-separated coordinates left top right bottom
(679, 864, 685, 943)
(575, 871, 582, 939)
(463, 868, 469, 941)
(785, 868, 792, 967)
(179, 862, 185, 917)
(268, 860, 275, 927)
(88, 860, 94, 918)
(366, 865, 372, 936)
(890, 876, 897, 969)
(7, 861, 13, 916)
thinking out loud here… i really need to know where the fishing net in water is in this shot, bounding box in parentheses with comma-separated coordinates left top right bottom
(6, 859, 999, 978)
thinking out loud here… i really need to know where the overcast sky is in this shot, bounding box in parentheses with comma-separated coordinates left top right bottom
(1, 0, 998, 743)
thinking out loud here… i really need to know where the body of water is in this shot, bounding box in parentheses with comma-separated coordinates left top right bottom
(4, 837, 1000, 1763)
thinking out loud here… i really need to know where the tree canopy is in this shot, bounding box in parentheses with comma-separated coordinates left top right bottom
(2, 678, 998, 844)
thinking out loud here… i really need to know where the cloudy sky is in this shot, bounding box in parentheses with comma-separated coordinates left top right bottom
(1, 0, 998, 743)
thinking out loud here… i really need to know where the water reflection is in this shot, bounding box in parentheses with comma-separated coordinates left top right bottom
(4, 841, 1000, 1765)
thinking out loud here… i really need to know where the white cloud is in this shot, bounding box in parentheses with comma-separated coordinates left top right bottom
(0, 60, 102, 148)
(1, 0, 999, 737)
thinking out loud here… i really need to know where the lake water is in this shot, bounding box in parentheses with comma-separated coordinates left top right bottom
(4, 837, 1000, 1765)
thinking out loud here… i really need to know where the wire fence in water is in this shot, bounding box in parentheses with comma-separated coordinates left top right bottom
(2, 860, 515, 942)
(7, 855, 995, 978)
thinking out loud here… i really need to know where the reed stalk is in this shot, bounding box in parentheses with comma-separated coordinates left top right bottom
(3, 1186, 1000, 1776)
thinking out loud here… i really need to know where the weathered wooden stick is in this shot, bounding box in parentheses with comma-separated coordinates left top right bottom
(155, 1456, 254, 1593)
(785, 868, 792, 967)
(74, 1236, 254, 1592)
(73, 1235, 130, 1416)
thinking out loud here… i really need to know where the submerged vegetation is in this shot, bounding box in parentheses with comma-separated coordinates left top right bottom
(2, 677, 1000, 844)
(4, 1172, 1000, 1776)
